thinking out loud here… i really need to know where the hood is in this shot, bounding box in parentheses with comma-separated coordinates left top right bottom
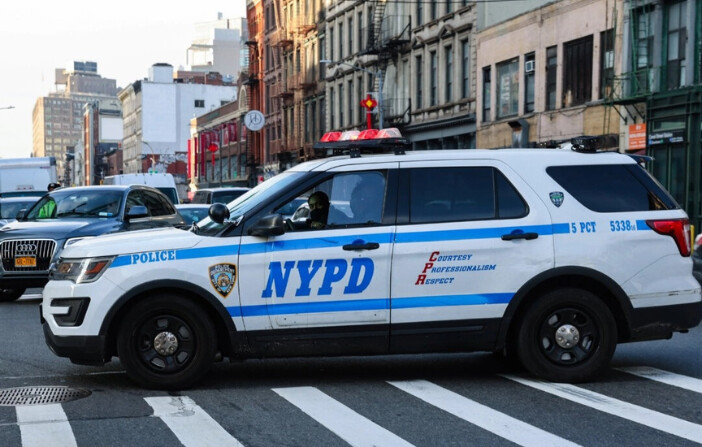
(0, 218, 121, 240)
(60, 227, 201, 259)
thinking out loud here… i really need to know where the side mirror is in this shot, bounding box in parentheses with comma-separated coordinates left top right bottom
(208, 203, 230, 224)
(16, 209, 27, 220)
(248, 214, 285, 237)
(125, 205, 149, 221)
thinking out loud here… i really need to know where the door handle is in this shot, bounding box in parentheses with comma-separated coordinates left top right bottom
(343, 242, 380, 251)
(501, 232, 539, 241)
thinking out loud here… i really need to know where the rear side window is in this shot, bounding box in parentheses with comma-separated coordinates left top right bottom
(546, 164, 679, 212)
(409, 167, 527, 224)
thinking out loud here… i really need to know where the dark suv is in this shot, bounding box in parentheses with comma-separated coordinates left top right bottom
(0, 185, 185, 301)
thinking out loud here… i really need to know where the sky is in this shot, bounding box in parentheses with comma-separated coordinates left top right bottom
(0, 1, 246, 159)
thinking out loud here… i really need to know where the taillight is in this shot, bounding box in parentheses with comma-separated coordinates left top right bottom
(646, 218, 691, 256)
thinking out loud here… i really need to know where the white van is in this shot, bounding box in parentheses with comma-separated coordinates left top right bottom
(0, 157, 58, 197)
(103, 173, 179, 204)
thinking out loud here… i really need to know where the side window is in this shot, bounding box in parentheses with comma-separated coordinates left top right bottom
(141, 190, 172, 216)
(409, 167, 527, 223)
(125, 191, 148, 215)
(546, 164, 679, 212)
(277, 170, 388, 231)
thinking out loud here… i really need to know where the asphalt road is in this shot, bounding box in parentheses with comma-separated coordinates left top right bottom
(1, 294, 701, 447)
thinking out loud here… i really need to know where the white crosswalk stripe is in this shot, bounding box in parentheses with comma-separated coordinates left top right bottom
(16, 403, 77, 447)
(273, 386, 415, 447)
(502, 374, 702, 444)
(145, 396, 245, 447)
(388, 380, 581, 447)
(616, 366, 702, 394)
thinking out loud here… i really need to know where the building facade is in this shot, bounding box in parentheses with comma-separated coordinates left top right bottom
(476, 0, 623, 149)
(187, 14, 249, 80)
(118, 63, 237, 199)
(32, 61, 119, 183)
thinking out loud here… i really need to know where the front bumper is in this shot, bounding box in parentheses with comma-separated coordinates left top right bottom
(0, 271, 50, 289)
(42, 321, 108, 366)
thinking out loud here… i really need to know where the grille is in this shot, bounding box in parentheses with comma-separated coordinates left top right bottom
(0, 386, 91, 406)
(0, 239, 56, 272)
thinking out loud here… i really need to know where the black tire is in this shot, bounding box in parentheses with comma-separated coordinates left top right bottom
(0, 288, 26, 302)
(516, 288, 616, 383)
(117, 294, 216, 390)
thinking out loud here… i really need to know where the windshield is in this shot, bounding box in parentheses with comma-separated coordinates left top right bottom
(196, 171, 304, 235)
(0, 200, 38, 219)
(25, 190, 123, 220)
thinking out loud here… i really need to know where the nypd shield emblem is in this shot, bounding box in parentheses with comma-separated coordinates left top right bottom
(549, 191, 564, 207)
(209, 263, 237, 298)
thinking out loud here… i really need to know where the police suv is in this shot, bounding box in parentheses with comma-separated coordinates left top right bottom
(41, 146, 702, 389)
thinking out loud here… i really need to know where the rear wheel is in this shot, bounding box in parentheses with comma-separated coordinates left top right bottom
(516, 288, 616, 383)
(0, 288, 26, 302)
(117, 294, 216, 389)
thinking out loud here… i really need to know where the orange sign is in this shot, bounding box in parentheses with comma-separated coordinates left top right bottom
(629, 123, 647, 150)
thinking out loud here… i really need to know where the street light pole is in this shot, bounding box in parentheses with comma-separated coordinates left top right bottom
(320, 60, 383, 129)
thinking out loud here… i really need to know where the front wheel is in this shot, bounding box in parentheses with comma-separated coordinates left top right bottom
(0, 288, 26, 302)
(516, 288, 616, 383)
(117, 294, 216, 389)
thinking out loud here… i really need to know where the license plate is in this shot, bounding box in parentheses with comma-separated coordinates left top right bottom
(15, 256, 36, 267)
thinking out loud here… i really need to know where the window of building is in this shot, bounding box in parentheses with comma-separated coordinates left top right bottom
(563, 36, 593, 107)
(665, 0, 687, 89)
(461, 39, 470, 98)
(600, 29, 615, 99)
(357, 75, 363, 123)
(430, 0, 437, 20)
(482, 66, 491, 122)
(319, 35, 326, 81)
(357, 12, 363, 50)
(430, 51, 437, 106)
(445, 46, 453, 102)
(416, 1, 423, 26)
(524, 52, 535, 113)
(416, 55, 423, 109)
(194, 99, 205, 108)
(330, 26, 334, 61)
(339, 22, 344, 59)
(329, 86, 335, 128)
(408, 167, 527, 224)
(546, 46, 558, 110)
(496, 58, 519, 118)
(348, 17, 353, 54)
(446, 0, 453, 14)
(348, 79, 354, 126)
(339, 83, 344, 127)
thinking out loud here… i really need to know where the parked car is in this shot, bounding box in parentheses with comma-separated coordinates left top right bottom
(0, 185, 185, 301)
(0, 197, 40, 227)
(693, 248, 702, 286)
(175, 204, 211, 225)
(191, 187, 250, 205)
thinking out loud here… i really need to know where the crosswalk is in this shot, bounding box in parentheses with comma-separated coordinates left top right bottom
(5, 366, 702, 447)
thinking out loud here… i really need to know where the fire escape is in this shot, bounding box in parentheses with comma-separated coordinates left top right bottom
(363, 0, 411, 127)
(604, 0, 653, 125)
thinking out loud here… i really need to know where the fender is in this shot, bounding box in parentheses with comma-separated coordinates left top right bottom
(495, 266, 634, 349)
(98, 279, 245, 358)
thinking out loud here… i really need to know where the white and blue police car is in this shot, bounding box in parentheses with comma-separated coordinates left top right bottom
(41, 145, 702, 389)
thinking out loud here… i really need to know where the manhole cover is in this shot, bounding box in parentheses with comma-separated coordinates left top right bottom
(0, 386, 91, 406)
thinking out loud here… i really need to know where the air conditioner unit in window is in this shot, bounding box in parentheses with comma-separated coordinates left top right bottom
(525, 60, 535, 73)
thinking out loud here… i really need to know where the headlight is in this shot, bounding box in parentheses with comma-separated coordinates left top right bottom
(50, 257, 114, 283)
